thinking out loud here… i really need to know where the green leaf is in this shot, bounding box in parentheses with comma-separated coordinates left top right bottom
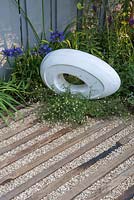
(77, 2, 84, 10)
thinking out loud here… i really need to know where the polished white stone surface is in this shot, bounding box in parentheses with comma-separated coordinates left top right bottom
(40, 49, 121, 99)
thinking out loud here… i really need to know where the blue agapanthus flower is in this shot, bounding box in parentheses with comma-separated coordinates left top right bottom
(38, 44, 52, 56)
(92, 5, 97, 12)
(108, 15, 112, 25)
(50, 30, 65, 42)
(2, 47, 23, 57)
(129, 17, 134, 26)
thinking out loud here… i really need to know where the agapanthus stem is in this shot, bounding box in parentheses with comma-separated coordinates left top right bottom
(42, 0, 46, 39)
(14, 0, 40, 44)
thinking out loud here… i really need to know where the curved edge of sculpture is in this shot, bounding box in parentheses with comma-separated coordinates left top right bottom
(40, 49, 121, 99)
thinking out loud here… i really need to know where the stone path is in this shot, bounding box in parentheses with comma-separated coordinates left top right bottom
(0, 105, 134, 200)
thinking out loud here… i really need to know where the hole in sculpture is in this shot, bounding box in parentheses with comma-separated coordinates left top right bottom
(63, 74, 84, 85)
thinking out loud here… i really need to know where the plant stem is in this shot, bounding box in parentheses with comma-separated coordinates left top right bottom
(14, 0, 40, 44)
(50, 0, 53, 30)
(42, 0, 46, 39)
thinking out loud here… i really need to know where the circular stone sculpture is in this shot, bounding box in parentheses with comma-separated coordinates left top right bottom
(40, 49, 121, 99)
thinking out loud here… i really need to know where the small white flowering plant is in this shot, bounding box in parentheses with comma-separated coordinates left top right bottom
(39, 91, 89, 124)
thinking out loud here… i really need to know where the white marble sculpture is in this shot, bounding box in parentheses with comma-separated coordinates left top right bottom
(40, 49, 121, 99)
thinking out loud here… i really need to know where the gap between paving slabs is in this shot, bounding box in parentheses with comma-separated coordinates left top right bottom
(0, 118, 38, 142)
(0, 126, 51, 155)
(115, 184, 134, 200)
(0, 121, 108, 185)
(0, 103, 39, 129)
(0, 127, 72, 169)
(58, 144, 134, 200)
(88, 164, 134, 200)
(25, 130, 134, 200)
(0, 122, 131, 200)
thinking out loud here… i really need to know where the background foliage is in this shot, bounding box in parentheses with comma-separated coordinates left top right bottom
(0, 0, 133, 123)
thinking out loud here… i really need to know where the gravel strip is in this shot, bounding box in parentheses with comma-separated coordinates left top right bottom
(0, 120, 118, 197)
(0, 103, 38, 130)
(5, 123, 133, 199)
(58, 142, 134, 200)
(41, 141, 134, 200)
(0, 124, 63, 162)
(0, 125, 99, 181)
(0, 114, 133, 200)
(0, 115, 98, 153)
(0, 118, 104, 174)
(0, 125, 65, 175)
(0, 113, 37, 137)
(0, 121, 45, 148)
(101, 175, 134, 200)
(74, 159, 134, 200)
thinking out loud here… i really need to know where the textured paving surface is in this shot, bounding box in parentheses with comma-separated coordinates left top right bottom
(0, 105, 134, 200)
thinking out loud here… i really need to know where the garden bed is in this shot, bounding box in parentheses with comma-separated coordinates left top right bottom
(0, 1, 134, 122)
